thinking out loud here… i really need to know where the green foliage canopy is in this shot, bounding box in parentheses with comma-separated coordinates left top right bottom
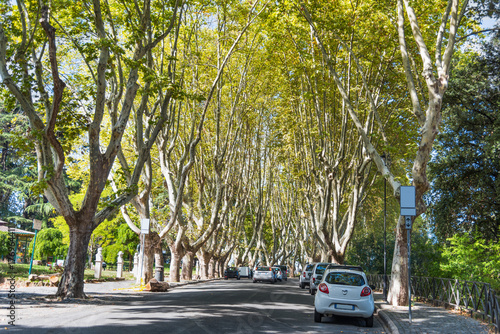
(28, 228, 67, 260)
(428, 35, 500, 243)
(440, 233, 500, 291)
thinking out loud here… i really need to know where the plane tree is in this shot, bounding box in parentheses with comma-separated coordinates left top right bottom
(265, 1, 406, 266)
(0, 0, 180, 298)
(299, 0, 471, 305)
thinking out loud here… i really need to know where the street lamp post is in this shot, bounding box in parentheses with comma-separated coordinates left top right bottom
(381, 154, 388, 302)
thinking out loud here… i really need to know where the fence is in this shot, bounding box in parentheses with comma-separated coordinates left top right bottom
(367, 274, 500, 332)
(103, 262, 131, 272)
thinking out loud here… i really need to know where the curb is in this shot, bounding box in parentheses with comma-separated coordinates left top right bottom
(376, 304, 399, 334)
(169, 278, 223, 289)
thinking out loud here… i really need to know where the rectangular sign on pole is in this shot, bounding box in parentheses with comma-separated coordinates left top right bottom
(400, 186, 416, 216)
(33, 219, 42, 231)
(140, 219, 150, 234)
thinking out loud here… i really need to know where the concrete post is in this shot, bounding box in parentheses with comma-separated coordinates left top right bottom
(116, 251, 124, 278)
(94, 247, 103, 279)
(133, 252, 139, 278)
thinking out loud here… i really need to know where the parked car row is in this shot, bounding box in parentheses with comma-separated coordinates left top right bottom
(252, 265, 289, 283)
(224, 266, 255, 280)
(223, 264, 290, 283)
(299, 262, 375, 328)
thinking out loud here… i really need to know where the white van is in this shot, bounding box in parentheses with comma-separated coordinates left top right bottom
(238, 266, 253, 278)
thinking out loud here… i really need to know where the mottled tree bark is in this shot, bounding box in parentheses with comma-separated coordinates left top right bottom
(181, 252, 194, 281)
(57, 223, 93, 298)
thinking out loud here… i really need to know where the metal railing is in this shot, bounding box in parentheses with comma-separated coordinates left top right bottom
(367, 274, 500, 332)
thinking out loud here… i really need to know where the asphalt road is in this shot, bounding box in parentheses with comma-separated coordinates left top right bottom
(5, 278, 388, 333)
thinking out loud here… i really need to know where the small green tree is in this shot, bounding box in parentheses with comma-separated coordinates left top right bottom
(0, 231, 11, 257)
(440, 233, 500, 291)
(28, 228, 67, 261)
(103, 224, 140, 265)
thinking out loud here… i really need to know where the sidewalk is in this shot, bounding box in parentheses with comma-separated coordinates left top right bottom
(374, 294, 491, 334)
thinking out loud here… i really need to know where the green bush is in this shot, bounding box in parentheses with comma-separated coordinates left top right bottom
(0, 231, 11, 257)
(440, 233, 500, 292)
(27, 228, 67, 260)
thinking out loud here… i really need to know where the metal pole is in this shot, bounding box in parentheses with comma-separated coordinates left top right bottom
(28, 230, 38, 275)
(408, 226, 412, 324)
(383, 178, 387, 302)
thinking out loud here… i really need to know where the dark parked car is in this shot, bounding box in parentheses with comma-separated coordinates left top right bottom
(224, 266, 241, 280)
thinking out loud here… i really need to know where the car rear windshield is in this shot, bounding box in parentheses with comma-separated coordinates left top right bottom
(256, 267, 271, 271)
(227, 267, 237, 271)
(325, 272, 366, 286)
(315, 264, 329, 274)
(305, 264, 315, 271)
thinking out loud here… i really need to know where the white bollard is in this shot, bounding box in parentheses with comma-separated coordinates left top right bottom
(117, 251, 124, 278)
(133, 252, 139, 278)
(94, 247, 103, 279)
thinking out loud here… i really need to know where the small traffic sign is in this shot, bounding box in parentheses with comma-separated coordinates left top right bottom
(405, 216, 412, 230)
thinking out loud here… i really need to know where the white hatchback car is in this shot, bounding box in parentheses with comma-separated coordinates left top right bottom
(314, 267, 375, 327)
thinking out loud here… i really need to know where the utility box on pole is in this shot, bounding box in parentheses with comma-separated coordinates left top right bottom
(400, 186, 416, 217)
(400, 185, 416, 324)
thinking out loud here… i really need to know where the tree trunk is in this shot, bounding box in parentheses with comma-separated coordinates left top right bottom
(197, 249, 212, 279)
(217, 260, 224, 278)
(168, 244, 184, 283)
(387, 215, 409, 306)
(143, 233, 154, 283)
(181, 252, 194, 281)
(208, 258, 216, 278)
(154, 236, 164, 269)
(56, 223, 94, 298)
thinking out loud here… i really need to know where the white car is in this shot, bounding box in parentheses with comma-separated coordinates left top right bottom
(309, 263, 331, 295)
(299, 263, 315, 289)
(314, 267, 375, 327)
(253, 266, 276, 283)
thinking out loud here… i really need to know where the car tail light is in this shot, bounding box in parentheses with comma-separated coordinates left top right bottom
(303, 272, 306, 277)
(360, 286, 372, 297)
(318, 283, 329, 294)
(312, 277, 315, 283)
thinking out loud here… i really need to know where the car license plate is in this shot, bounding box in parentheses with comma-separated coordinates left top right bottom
(335, 304, 355, 310)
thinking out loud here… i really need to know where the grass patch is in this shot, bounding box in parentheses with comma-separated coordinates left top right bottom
(0, 262, 133, 281)
(0, 262, 57, 280)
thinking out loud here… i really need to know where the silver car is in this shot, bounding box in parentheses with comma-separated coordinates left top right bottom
(299, 263, 315, 289)
(309, 263, 331, 295)
(314, 267, 375, 327)
(253, 266, 276, 283)
(272, 267, 283, 281)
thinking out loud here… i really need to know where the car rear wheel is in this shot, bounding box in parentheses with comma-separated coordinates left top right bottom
(253, 279, 257, 283)
(237, 276, 240, 280)
(300, 282, 305, 289)
(365, 315, 374, 327)
(310, 288, 316, 295)
(314, 308, 322, 323)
